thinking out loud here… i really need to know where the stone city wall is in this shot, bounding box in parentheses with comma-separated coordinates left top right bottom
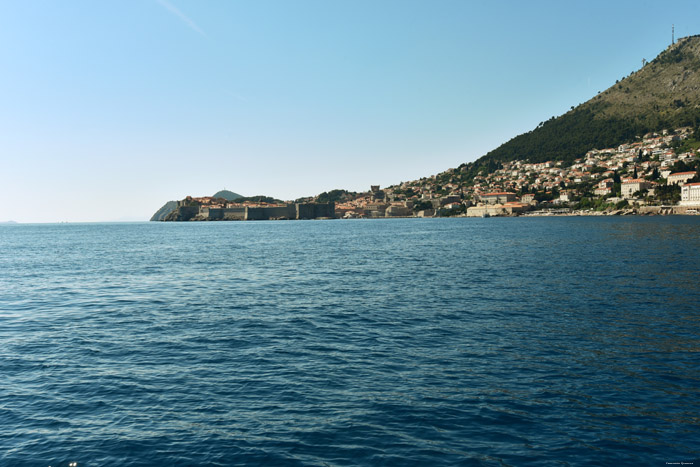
(167, 202, 335, 221)
(245, 205, 296, 220)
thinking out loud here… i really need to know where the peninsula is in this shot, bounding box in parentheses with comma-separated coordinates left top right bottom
(154, 35, 700, 220)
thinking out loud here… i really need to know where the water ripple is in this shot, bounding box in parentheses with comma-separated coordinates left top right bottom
(1, 218, 699, 465)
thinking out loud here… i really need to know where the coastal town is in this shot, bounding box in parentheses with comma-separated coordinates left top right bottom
(160, 126, 700, 221)
(327, 126, 700, 218)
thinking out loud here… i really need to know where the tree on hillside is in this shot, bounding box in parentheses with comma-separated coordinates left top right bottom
(670, 160, 696, 173)
(412, 200, 433, 212)
(655, 184, 681, 204)
(316, 189, 354, 204)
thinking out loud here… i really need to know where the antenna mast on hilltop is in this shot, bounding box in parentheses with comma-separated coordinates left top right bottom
(672, 24, 675, 45)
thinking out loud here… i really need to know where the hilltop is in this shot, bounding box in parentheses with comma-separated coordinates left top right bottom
(461, 35, 700, 178)
(212, 190, 243, 201)
(325, 37, 700, 217)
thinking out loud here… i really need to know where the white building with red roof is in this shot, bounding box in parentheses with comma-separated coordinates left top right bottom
(480, 192, 516, 205)
(521, 193, 536, 204)
(667, 171, 697, 185)
(680, 183, 700, 205)
(621, 179, 651, 199)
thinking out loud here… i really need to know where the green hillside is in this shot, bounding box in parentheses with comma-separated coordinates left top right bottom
(212, 190, 243, 201)
(461, 35, 700, 176)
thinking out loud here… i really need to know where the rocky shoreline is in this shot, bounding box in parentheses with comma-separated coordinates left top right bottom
(520, 205, 699, 217)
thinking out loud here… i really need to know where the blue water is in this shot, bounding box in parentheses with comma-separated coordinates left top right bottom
(1, 217, 699, 466)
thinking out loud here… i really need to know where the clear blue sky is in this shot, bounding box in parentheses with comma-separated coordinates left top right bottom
(1, 0, 697, 222)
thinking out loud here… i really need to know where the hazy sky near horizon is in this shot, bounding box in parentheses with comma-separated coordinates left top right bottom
(1, 0, 698, 222)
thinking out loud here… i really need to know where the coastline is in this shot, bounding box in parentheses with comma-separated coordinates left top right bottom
(153, 209, 700, 221)
(520, 205, 699, 217)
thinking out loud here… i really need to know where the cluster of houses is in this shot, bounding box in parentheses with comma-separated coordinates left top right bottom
(174, 126, 700, 219)
(333, 186, 427, 218)
(336, 127, 699, 217)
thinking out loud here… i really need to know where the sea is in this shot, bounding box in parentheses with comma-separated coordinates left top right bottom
(1, 217, 699, 466)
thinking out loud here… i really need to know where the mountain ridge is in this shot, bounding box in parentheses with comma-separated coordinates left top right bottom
(459, 35, 700, 177)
